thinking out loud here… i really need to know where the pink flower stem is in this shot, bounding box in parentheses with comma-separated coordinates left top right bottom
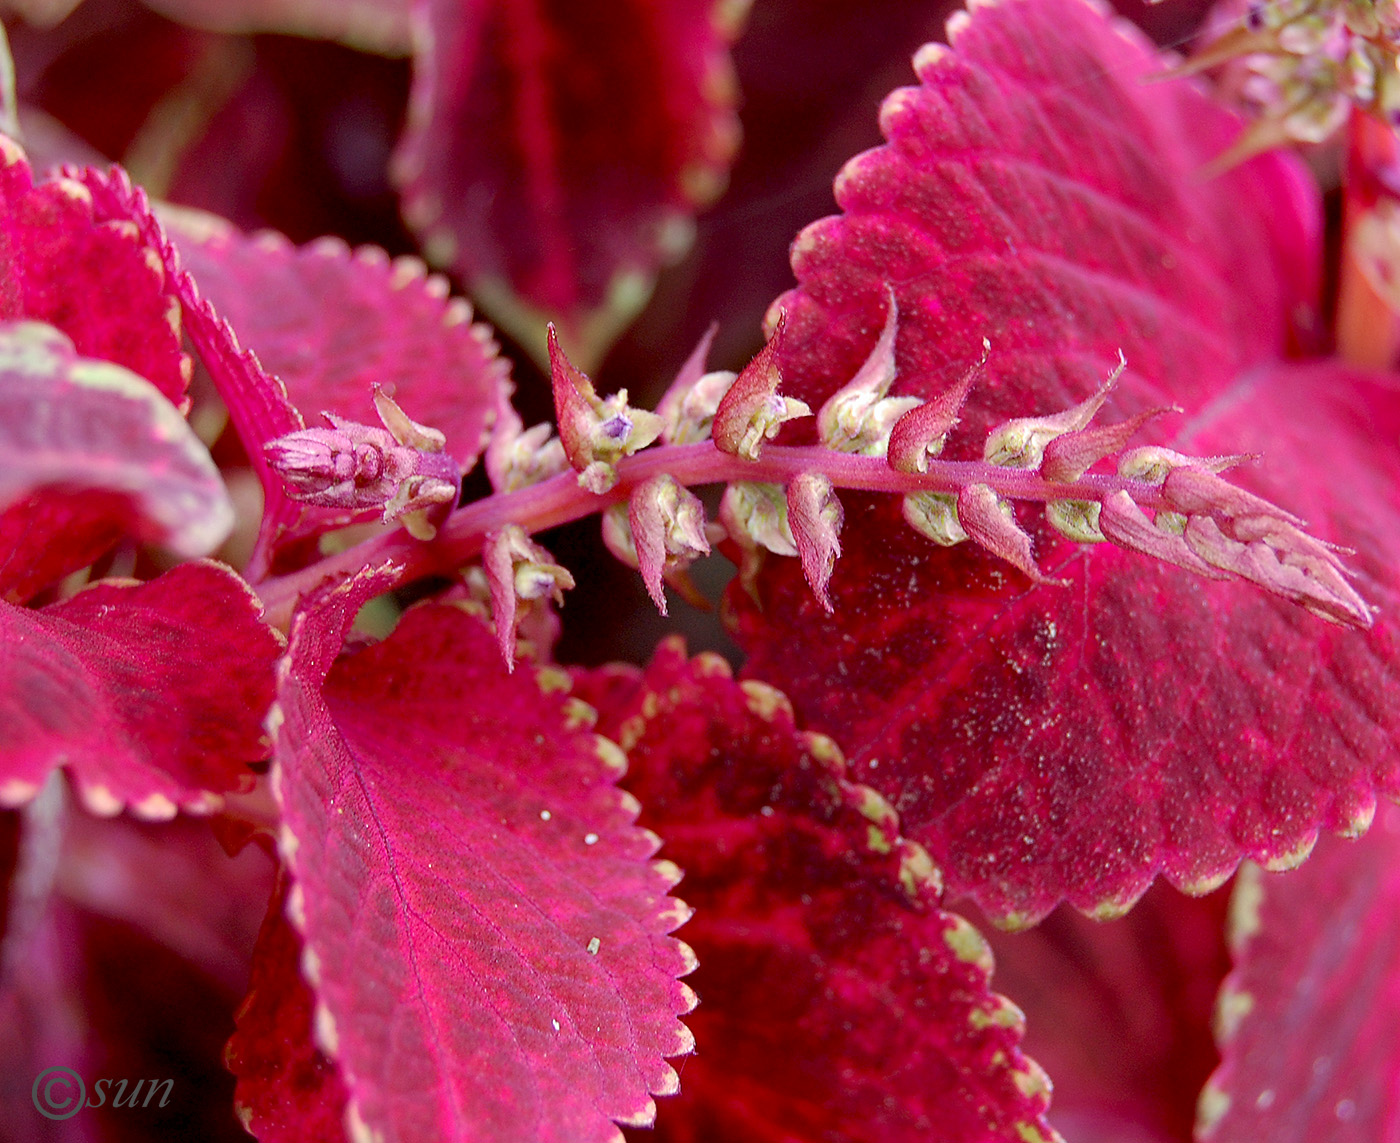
(255, 440, 1168, 628)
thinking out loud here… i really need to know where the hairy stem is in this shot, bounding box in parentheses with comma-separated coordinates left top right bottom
(255, 439, 1168, 629)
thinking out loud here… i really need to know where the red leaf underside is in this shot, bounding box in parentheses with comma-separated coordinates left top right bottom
(729, 0, 1399, 923)
(0, 560, 281, 817)
(1200, 803, 1400, 1143)
(579, 639, 1059, 1143)
(392, 0, 745, 365)
(228, 871, 351, 1143)
(272, 572, 694, 1143)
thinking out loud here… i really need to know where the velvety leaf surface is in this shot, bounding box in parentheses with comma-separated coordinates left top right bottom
(1199, 803, 1400, 1143)
(391, 0, 746, 368)
(0, 560, 281, 816)
(0, 320, 233, 583)
(228, 870, 351, 1143)
(139, 0, 412, 54)
(729, 0, 1400, 924)
(578, 639, 1059, 1143)
(164, 208, 509, 486)
(273, 571, 695, 1143)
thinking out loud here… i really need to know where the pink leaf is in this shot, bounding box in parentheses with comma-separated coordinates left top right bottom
(390, 0, 747, 369)
(579, 639, 1060, 1143)
(1199, 804, 1400, 1143)
(0, 139, 189, 409)
(0, 321, 234, 584)
(228, 871, 351, 1143)
(70, 165, 308, 580)
(0, 561, 281, 817)
(733, 373, 1400, 926)
(273, 572, 694, 1142)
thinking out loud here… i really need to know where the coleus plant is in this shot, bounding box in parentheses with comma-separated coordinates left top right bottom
(1, 0, 1399, 1140)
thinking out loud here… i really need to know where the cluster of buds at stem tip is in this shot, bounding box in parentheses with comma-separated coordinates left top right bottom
(549, 324, 663, 493)
(1163, 0, 1400, 166)
(264, 386, 461, 540)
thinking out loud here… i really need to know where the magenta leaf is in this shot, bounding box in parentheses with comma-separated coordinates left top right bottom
(138, 0, 412, 54)
(1199, 804, 1400, 1143)
(228, 871, 351, 1143)
(391, 0, 747, 369)
(272, 569, 695, 1142)
(0, 138, 189, 408)
(0, 560, 281, 817)
(727, 0, 1400, 926)
(0, 320, 233, 598)
(577, 639, 1059, 1143)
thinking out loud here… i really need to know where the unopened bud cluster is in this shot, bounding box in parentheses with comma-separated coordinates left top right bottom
(1179, 0, 1400, 159)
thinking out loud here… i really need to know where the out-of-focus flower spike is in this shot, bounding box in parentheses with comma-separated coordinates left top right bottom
(1097, 491, 1230, 580)
(712, 312, 812, 460)
(483, 525, 575, 670)
(626, 474, 711, 616)
(1160, 466, 1306, 527)
(484, 388, 567, 493)
(902, 491, 968, 546)
(887, 339, 989, 474)
(547, 324, 663, 493)
(816, 286, 921, 456)
(786, 473, 843, 612)
(1039, 405, 1178, 483)
(984, 350, 1125, 469)
(657, 323, 739, 444)
(1117, 446, 1253, 483)
(956, 483, 1066, 585)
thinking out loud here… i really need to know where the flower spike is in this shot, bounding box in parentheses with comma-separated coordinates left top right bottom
(816, 286, 920, 456)
(786, 473, 844, 612)
(657, 323, 739, 445)
(887, 339, 989, 474)
(548, 324, 663, 493)
(712, 312, 812, 460)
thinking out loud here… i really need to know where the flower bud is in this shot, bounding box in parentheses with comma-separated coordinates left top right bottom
(786, 473, 843, 612)
(901, 491, 968, 546)
(886, 340, 987, 474)
(712, 313, 811, 460)
(485, 390, 567, 492)
(549, 324, 663, 493)
(983, 351, 1124, 469)
(957, 483, 1064, 585)
(483, 525, 575, 670)
(816, 287, 920, 456)
(627, 475, 711, 615)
